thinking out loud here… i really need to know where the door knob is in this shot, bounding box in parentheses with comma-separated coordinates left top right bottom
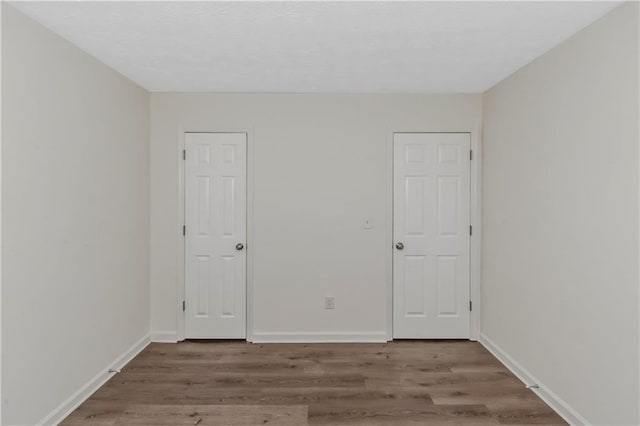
(235, 243, 244, 251)
(395, 242, 404, 250)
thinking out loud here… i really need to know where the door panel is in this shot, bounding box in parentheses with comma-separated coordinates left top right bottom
(393, 133, 470, 338)
(185, 133, 246, 339)
(404, 255, 427, 316)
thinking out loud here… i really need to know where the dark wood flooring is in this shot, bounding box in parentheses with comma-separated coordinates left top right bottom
(61, 341, 566, 425)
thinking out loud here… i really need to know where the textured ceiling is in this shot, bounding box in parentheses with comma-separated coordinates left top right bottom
(11, 1, 620, 93)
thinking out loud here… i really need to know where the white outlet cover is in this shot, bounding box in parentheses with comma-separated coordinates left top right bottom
(325, 297, 335, 309)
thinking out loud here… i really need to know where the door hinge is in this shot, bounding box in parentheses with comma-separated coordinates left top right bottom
(469, 225, 473, 236)
(470, 150, 473, 161)
(182, 300, 185, 312)
(183, 149, 186, 160)
(469, 301, 473, 311)
(183, 225, 186, 236)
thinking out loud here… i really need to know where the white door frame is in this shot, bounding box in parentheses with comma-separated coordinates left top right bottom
(176, 128, 255, 342)
(387, 129, 481, 341)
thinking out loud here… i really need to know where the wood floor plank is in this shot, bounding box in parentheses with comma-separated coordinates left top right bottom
(308, 402, 500, 425)
(59, 400, 125, 425)
(115, 404, 308, 425)
(61, 341, 566, 425)
(104, 372, 366, 388)
(486, 401, 568, 425)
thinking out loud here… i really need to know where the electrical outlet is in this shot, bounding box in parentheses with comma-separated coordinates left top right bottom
(325, 296, 335, 310)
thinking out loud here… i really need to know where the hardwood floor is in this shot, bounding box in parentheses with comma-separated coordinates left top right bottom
(61, 341, 566, 425)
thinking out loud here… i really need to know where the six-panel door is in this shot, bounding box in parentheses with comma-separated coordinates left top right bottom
(185, 133, 247, 339)
(393, 133, 471, 338)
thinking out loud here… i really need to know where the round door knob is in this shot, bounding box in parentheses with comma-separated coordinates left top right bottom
(395, 242, 404, 250)
(235, 243, 244, 251)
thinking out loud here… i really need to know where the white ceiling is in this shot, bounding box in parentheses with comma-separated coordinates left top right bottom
(11, 1, 620, 93)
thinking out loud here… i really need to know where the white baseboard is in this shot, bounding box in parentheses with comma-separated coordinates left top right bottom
(151, 330, 179, 343)
(479, 333, 589, 426)
(38, 333, 151, 426)
(250, 331, 389, 343)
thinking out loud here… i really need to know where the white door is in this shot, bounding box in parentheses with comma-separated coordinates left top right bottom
(185, 133, 246, 339)
(393, 133, 470, 338)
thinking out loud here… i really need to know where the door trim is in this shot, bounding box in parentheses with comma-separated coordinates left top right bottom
(386, 129, 482, 341)
(177, 128, 255, 342)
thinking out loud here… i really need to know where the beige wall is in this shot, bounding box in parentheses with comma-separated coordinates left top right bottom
(481, 3, 639, 424)
(150, 93, 481, 341)
(1, 5, 150, 424)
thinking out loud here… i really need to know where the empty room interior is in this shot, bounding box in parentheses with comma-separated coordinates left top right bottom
(1, 1, 639, 425)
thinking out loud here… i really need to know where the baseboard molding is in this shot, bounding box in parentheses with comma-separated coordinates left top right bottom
(38, 333, 151, 426)
(251, 331, 389, 343)
(151, 331, 179, 343)
(479, 333, 589, 426)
